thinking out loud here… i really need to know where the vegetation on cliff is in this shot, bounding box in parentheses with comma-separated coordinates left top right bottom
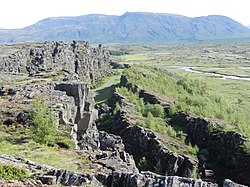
(122, 66, 250, 138)
(115, 83, 199, 157)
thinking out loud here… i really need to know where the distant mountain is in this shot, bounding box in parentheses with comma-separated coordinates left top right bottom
(0, 12, 250, 44)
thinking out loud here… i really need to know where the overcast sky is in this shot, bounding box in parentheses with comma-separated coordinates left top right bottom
(1, 0, 249, 29)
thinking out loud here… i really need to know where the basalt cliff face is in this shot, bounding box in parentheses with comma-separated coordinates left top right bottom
(0, 41, 247, 187)
(0, 41, 111, 83)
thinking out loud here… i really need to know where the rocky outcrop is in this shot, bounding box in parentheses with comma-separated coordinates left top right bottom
(0, 41, 111, 82)
(0, 78, 138, 177)
(170, 112, 250, 185)
(42, 170, 103, 186)
(55, 82, 99, 150)
(104, 90, 198, 178)
(3, 154, 244, 187)
(107, 87, 250, 185)
(109, 110, 197, 177)
(170, 112, 211, 147)
(95, 131, 139, 174)
(223, 179, 247, 187)
(2, 80, 98, 150)
(96, 171, 219, 187)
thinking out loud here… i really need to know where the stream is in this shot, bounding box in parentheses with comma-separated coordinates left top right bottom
(160, 66, 250, 81)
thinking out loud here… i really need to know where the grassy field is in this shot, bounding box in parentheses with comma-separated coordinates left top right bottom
(110, 41, 250, 67)
(0, 124, 92, 173)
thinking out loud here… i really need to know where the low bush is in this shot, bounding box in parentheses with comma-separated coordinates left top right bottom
(0, 163, 31, 180)
(30, 96, 57, 145)
(143, 104, 165, 118)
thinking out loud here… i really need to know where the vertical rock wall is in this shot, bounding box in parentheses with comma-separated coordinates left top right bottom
(0, 41, 111, 83)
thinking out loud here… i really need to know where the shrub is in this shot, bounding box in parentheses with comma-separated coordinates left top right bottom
(143, 104, 165, 118)
(243, 140, 250, 155)
(164, 125, 177, 138)
(113, 102, 121, 115)
(187, 167, 200, 179)
(30, 96, 57, 145)
(0, 163, 31, 180)
(146, 112, 155, 129)
(187, 143, 199, 156)
(168, 105, 178, 117)
(138, 156, 148, 171)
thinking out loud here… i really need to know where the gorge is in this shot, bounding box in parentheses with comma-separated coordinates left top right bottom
(0, 41, 249, 187)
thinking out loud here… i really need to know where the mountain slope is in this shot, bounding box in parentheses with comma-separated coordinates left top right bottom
(0, 12, 250, 43)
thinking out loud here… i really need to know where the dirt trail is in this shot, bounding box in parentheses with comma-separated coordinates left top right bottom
(92, 76, 120, 97)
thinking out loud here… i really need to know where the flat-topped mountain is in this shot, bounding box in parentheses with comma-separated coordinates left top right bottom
(0, 12, 250, 43)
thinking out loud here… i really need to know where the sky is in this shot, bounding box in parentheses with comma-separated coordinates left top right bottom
(0, 0, 249, 29)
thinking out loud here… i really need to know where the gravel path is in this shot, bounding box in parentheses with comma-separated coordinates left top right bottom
(92, 76, 121, 97)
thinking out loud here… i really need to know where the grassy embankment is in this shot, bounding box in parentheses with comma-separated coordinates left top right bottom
(0, 110, 91, 175)
(0, 86, 91, 176)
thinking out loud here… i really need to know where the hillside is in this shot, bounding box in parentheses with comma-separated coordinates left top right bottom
(0, 12, 250, 43)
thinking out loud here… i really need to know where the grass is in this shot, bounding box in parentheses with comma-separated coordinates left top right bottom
(166, 68, 250, 125)
(111, 41, 250, 67)
(0, 141, 89, 172)
(0, 124, 91, 173)
(0, 163, 32, 180)
(110, 41, 250, 137)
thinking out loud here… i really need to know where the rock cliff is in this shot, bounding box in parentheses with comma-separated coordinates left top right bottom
(106, 90, 198, 178)
(169, 112, 250, 185)
(0, 41, 111, 83)
(111, 75, 250, 186)
(1, 155, 245, 187)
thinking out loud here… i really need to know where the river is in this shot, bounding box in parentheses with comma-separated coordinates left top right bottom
(160, 66, 250, 81)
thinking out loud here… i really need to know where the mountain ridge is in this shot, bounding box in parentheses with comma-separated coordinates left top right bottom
(0, 12, 250, 44)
